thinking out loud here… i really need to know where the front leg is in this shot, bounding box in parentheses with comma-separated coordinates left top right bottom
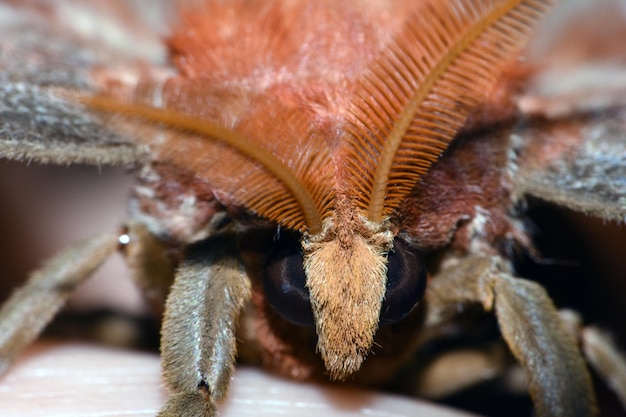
(426, 256, 597, 417)
(158, 232, 251, 417)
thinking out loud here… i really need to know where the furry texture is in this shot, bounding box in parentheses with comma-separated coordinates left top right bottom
(0, 1, 624, 417)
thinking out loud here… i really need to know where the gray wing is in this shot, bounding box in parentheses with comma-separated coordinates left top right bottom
(513, 110, 626, 222)
(512, 0, 626, 222)
(0, 1, 171, 166)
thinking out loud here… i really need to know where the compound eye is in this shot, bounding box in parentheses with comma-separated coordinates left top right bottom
(263, 234, 315, 327)
(380, 238, 427, 325)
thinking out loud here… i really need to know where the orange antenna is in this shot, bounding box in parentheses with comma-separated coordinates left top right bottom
(82, 95, 326, 233)
(344, 0, 556, 222)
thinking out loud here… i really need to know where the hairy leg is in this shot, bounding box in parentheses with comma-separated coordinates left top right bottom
(158, 232, 251, 416)
(0, 232, 119, 374)
(425, 255, 597, 417)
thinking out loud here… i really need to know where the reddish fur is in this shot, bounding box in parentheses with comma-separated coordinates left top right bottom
(166, 0, 414, 153)
(398, 130, 524, 253)
(168, 1, 410, 85)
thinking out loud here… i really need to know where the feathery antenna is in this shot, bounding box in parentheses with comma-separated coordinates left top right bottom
(344, 0, 555, 222)
(81, 95, 326, 233)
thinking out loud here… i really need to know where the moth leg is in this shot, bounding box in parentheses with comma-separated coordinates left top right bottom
(158, 232, 250, 417)
(120, 223, 176, 314)
(0, 232, 120, 375)
(559, 310, 626, 410)
(426, 256, 597, 417)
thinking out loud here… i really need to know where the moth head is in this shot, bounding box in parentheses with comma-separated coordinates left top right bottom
(263, 203, 427, 379)
(83, 0, 555, 381)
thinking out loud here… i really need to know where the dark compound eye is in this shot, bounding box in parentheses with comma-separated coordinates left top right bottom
(263, 235, 427, 327)
(263, 233, 315, 327)
(379, 238, 427, 325)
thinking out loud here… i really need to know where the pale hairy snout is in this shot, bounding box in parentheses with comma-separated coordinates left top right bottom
(303, 219, 392, 380)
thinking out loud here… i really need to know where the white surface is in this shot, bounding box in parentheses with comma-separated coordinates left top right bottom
(0, 342, 479, 417)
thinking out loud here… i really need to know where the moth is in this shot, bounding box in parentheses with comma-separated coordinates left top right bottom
(0, 0, 625, 416)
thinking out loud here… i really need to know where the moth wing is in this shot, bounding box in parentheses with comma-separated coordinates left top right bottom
(0, 1, 170, 166)
(513, 0, 626, 222)
(513, 111, 626, 222)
